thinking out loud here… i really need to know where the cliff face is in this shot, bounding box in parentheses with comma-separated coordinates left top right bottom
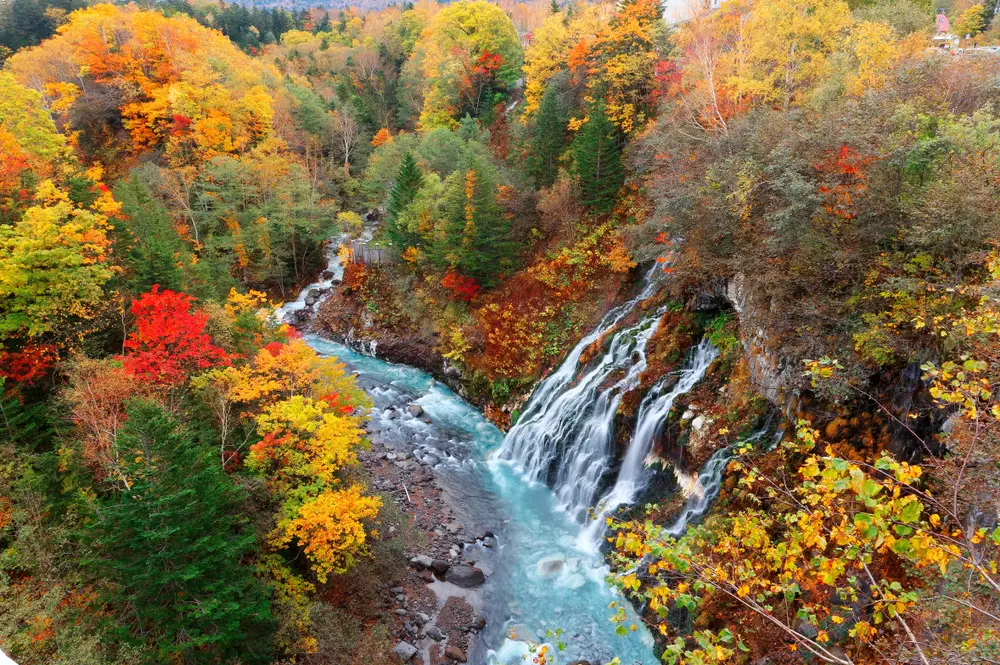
(725, 273, 804, 419)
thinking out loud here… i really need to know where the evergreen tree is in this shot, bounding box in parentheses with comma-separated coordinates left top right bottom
(431, 159, 515, 285)
(529, 81, 569, 187)
(573, 102, 624, 213)
(113, 173, 189, 294)
(88, 401, 275, 664)
(386, 152, 425, 249)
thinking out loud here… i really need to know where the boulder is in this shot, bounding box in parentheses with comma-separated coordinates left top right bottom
(407, 404, 424, 417)
(431, 559, 450, 574)
(691, 415, 706, 431)
(411, 555, 434, 569)
(418, 569, 435, 582)
(426, 626, 445, 641)
(536, 556, 565, 576)
(446, 565, 486, 587)
(471, 614, 487, 629)
(445, 646, 467, 663)
(392, 641, 418, 663)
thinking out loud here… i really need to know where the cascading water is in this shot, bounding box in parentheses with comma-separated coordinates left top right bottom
(578, 338, 719, 549)
(273, 236, 346, 323)
(286, 241, 660, 664)
(496, 263, 670, 519)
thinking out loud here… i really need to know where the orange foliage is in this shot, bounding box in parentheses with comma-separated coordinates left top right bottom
(6, 4, 281, 173)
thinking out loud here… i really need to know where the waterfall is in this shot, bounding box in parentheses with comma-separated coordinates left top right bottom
(662, 429, 769, 537)
(577, 339, 718, 549)
(495, 263, 672, 520)
(664, 445, 732, 537)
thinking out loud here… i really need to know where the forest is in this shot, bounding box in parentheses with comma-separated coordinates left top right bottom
(0, 0, 998, 664)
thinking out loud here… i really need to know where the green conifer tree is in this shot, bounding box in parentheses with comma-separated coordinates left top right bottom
(88, 401, 275, 664)
(431, 159, 515, 285)
(113, 174, 190, 294)
(386, 152, 425, 250)
(529, 82, 569, 187)
(573, 101, 624, 213)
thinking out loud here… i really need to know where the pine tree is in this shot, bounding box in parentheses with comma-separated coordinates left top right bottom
(113, 174, 189, 294)
(88, 401, 275, 664)
(573, 101, 624, 213)
(431, 160, 515, 286)
(529, 82, 569, 187)
(386, 152, 425, 249)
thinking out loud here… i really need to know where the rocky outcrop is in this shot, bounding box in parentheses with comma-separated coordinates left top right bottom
(726, 273, 803, 417)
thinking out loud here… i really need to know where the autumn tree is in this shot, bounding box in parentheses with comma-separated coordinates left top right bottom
(0, 182, 116, 343)
(414, 0, 523, 129)
(88, 400, 275, 664)
(586, 0, 664, 134)
(121, 287, 230, 386)
(954, 4, 987, 37)
(573, 102, 624, 213)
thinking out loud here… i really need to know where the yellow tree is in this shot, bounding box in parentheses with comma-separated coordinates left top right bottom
(725, 0, 852, 110)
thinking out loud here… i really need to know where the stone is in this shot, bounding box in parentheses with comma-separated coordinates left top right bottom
(444, 646, 467, 663)
(418, 569, 435, 582)
(308, 288, 319, 298)
(446, 565, 486, 587)
(411, 554, 434, 569)
(322, 270, 334, 280)
(414, 612, 430, 626)
(393, 608, 407, 616)
(426, 626, 445, 641)
(423, 455, 440, 466)
(407, 404, 424, 417)
(431, 559, 450, 574)
(471, 614, 487, 629)
(304, 296, 316, 306)
(390, 587, 404, 594)
(691, 415, 706, 431)
(404, 622, 417, 634)
(392, 641, 418, 663)
(681, 409, 695, 422)
(536, 556, 565, 576)
(395, 594, 405, 602)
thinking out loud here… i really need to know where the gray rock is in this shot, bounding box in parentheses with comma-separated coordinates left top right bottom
(691, 415, 706, 431)
(445, 646, 467, 663)
(389, 587, 404, 594)
(413, 612, 430, 626)
(426, 626, 445, 641)
(404, 622, 417, 634)
(471, 614, 487, 629)
(308, 288, 320, 298)
(411, 554, 434, 569)
(393, 608, 407, 616)
(407, 404, 424, 417)
(431, 559, 450, 574)
(446, 565, 486, 587)
(304, 296, 316, 306)
(395, 594, 405, 602)
(392, 641, 418, 663)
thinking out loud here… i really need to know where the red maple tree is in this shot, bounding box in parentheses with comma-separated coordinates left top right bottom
(121, 286, 231, 385)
